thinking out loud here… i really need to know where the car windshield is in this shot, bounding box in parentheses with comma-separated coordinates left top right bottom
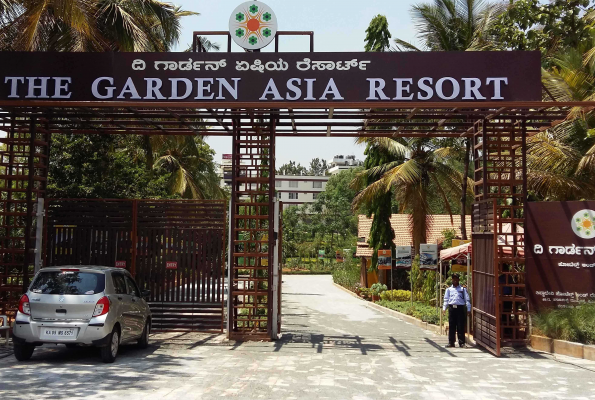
(29, 271, 105, 295)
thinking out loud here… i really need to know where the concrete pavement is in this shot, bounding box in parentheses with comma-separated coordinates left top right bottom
(1, 275, 595, 399)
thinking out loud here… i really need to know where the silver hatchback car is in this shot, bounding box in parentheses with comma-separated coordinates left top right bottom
(12, 266, 151, 363)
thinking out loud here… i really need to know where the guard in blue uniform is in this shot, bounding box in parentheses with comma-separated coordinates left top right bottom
(442, 274, 471, 348)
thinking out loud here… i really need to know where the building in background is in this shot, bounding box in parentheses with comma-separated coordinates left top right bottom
(219, 154, 233, 187)
(276, 175, 329, 211)
(327, 155, 362, 175)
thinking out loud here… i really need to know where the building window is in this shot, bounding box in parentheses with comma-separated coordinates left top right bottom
(313, 193, 319, 200)
(289, 193, 299, 200)
(275, 180, 282, 188)
(289, 181, 298, 188)
(277, 192, 282, 199)
(313, 181, 323, 189)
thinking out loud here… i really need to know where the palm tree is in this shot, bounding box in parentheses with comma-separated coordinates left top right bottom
(388, 0, 503, 238)
(0, 0, 197, 51)
(531, 33, 595, 200)
(352, 137, 468, 251)
(393, 0, 503, 52)
(151, 135, 226, 200)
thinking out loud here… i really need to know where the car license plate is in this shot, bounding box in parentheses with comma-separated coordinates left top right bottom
(41, 328, 77, 339)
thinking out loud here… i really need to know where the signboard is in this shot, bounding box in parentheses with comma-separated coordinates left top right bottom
(166, 261, 178, 270)
(115, 261, 126, 268)
(0, 52, 541, 105)
(222, 154, 233, 160)
(318, 250, 325, 260)
(526, 202, 595, 310)
(451, 264, 468, 273)
(378, 249, 392, 270)
(229, 1, 278, 51)
(419, 244, 438, 270)
(395, 246, 412, 269)
(452, 239, 471, 247)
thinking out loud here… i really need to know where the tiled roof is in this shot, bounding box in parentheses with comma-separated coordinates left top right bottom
(356, 214, 472, 257)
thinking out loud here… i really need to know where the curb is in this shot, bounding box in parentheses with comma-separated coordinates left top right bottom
(332, 282, 445, 336)
(530, 335, 595, 361)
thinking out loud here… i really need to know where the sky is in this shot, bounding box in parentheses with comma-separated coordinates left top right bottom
(172, 0, 420, 167)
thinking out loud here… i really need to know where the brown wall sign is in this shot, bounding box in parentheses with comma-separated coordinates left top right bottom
(526, 202, 595, 311)
(0, 51, 541, 104)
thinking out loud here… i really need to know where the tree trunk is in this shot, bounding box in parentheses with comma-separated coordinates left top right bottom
(461, 138, 471, 240)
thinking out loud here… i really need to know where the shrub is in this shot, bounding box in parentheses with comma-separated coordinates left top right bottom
(332, 257, 360, 291)
(380, 289, 411, 302)
(376, 300, 441, 325)
(370, 283, 388, 296)
(533, 304, 595, 345)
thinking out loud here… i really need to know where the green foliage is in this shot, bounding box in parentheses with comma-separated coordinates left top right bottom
(0, 0, 197, 52)
(364, 15, 392, 52)
(47, 134, 224, 200)
(441, 228, 458, 249)
(48, 134, 170, 199)
(282, 169, 360, 265)
(277, 160, 308, 176)
(331, 257, 361, 291)
(370, 283, 388, 296)
(393, 0, 504, 51)
(490, 0, 594, 57)
(408, 255, 439, 304)
(533, 304, 595, 345)
(376, 300, 441, 325)
(380, 289, 411, 302)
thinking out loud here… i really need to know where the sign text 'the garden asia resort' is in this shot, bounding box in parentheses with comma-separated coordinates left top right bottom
(0, 52, 540, 104)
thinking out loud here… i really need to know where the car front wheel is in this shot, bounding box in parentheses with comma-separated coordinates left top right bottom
(100, 328, 120, 363)
(138, 321, 150, 349)
(14, 342, 35, 361)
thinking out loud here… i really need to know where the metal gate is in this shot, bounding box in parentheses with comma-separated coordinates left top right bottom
(45, 199, 227, 333)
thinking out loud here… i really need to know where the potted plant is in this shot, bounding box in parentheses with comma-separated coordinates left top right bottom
(370, 283, 388, 302)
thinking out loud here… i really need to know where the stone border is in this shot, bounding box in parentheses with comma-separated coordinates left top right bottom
(530, 335, 595, 361)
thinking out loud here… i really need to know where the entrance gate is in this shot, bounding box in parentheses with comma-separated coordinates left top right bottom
(0, 48, 585, 354)
(45, 199, 226, 333)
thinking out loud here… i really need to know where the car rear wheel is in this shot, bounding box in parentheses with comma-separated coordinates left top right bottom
(138, 321, 150, 349)
(14, 342, 35, 361)
(100, 328, 119, 363)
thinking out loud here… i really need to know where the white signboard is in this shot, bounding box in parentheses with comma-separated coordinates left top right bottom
(420, 244, 438, 270)
(395, 246, 412, 269)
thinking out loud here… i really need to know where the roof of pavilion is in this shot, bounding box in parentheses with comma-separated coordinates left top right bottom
(0, 101, 589, 137)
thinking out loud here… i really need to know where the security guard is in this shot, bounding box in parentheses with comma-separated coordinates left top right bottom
(442, 274, 471, 348)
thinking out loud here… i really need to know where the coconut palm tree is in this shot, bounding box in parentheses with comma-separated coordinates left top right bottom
(151, 135, 226, 200)
(393, 0, 504, 52)
(352, 137, 468, 251)
(0, 0, 197, 51)
(531, 33, 595, 200)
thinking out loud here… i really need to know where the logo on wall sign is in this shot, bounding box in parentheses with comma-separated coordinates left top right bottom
(229, 1, 277, 50)
(571, 209, 595, 239)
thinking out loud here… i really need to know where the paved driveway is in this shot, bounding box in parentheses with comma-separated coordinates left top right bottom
(1, 275, 595, 399)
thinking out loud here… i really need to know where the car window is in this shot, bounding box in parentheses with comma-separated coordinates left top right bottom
(112, 273, 127, 295)
(30, 271, 105, 295)
(124, 276, 140, 297)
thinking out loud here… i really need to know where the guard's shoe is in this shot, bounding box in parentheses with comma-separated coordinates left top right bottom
(459, 343, 466, 348)
(445, 344, 455, 348)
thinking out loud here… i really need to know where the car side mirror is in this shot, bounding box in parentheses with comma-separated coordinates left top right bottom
(141, 290, 150, 299)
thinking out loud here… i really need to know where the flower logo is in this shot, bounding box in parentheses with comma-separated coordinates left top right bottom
(571, 209, 595, 239)
(229, 1, 277, 50)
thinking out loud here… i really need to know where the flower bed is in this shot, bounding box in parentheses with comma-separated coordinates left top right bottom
(376, 300, 441, 325)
